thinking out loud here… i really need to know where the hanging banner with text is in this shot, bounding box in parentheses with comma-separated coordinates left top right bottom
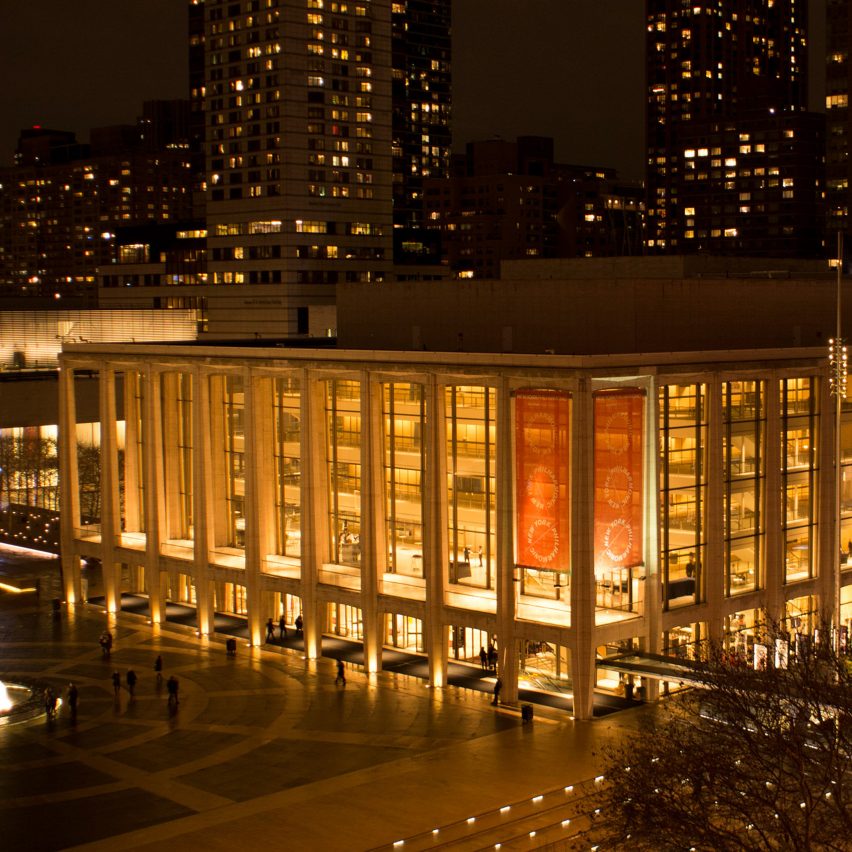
(594, 389, 645, 571)
(515, 389, 571, 571)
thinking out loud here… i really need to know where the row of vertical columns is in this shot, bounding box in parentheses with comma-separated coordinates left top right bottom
(819, 372, 841, 622)
(360, 372, 383, 673)
(763, 373, 784, 621)
(704, 377, 725, 642)
(424, 375, 448, 687)
(99, 367, 120, 614)
(570, 379, 596, 721)
(641, 380, 661, 704)
(143, 368, 167, 623)
(243, 369, 263, 646)
(300, 371, 328, 659)
(495, 378, 518, 702)
(192, 369, 215, 634)
(58, 361, 81, 604)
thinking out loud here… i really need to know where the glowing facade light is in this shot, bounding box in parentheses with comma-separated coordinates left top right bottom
(829, 337, 848, 398)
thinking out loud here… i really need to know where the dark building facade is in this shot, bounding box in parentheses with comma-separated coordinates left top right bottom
(827, 0, 852, 243)
(423, 137, 642, 279)
(645, 0, 824, 256)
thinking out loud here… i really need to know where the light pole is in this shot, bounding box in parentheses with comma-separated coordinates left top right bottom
(829, 233, 846, 635)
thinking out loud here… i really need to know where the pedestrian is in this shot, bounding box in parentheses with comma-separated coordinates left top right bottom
(487, 644, 497, 671)
(166, 675, 179, 706)
(112, 671, 121, 696)
(479, 646, 488, 670)
(477, 545, 484, 566)
(154, 655, 163, 684)
(335, 658, 346, 686)
(67, 682, 78, 719)
(266, 617, 275, 642)
(463, 545, 471, 566)
(105, 632, 113, 657)
(126, 669, 137, 697)
(44, 686, 57, 718)
(295, 613, 303, 636)
(99, 631, 111, 658)
(279, 614, 287, 641)
(492, 677, 503, 706)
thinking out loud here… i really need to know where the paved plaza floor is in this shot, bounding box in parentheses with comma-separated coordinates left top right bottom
(0, 547, 641, 851)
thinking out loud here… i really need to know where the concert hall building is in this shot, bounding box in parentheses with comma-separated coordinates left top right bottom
(58, 259, 852, 718)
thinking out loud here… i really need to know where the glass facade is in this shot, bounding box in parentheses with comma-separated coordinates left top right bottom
(382, 383, 425, 578)
(781, 378, 817, 583)
(222, 375, 245, 549)
(659, 384, 706, 608)
(326, 379, 362, 569)
(162, 373, 193, 542)
(273, 375, 301, 559)
(723, 380, 764, 596)
(446, 385, 496, 591)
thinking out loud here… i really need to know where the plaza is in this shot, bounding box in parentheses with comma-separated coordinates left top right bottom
(0, 548, 631, 851)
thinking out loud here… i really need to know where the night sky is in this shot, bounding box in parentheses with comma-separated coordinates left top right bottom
(0, 1, 827, 181)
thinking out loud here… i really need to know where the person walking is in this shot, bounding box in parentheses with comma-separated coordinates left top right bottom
(154, 655, 163, 685)
(44, 687, 57, 719)
(492, 677, 503, 706)
(487, 644, 497, 671)
(126, 669, 137, 698)
(167, 675, 180, 706)
(266, 618, 275, 642)
(479, 646, 488, 670)
(335, 658, 346, 686)
(279, 614, 287, 641)
(112, 671, 121, 696)
(295, 613, 303, 636)
(67, 683, 78, 719)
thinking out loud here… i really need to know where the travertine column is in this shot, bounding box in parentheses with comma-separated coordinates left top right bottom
(424, 375, 448, 687)
(570, 378, 596, 721)
(193, 369, 215, 634)
(642, 380, 662, 703)
(300, 370, 329, 659)
(496, 378, 518, 702)
(705, 376, 725, 641)
(58, 360, 81, 604)
(253, 377, 277, 572)
(360, 372, 383, 673)
(122, 371, 141, 533)
(764, 373, 784, 623)
(243, 368, 264, 646)
(817, 372, 840, 624)
(99, 367, 120, 613)
(143, 368, 167, 623)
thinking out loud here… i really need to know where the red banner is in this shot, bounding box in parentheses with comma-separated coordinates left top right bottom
(515, 390, 571, 571)
(594, 390, 644, 571)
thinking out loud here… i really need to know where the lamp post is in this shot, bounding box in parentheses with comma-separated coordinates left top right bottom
(829, 233, 846, 634)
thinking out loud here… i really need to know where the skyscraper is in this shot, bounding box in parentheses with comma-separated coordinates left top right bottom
(391, 0, 451, 264)
(645, 0, 824, 256)
(197, 0, 450, 337)
(827, 0, 852, 243)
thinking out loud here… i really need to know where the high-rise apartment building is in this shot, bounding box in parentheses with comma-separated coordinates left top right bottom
(827, 0, 852, 242)
(0, 110, 195, 300)
(391, 0, 451, 264)
(197, 0, 450, 336)
(645, 0, 824, 256)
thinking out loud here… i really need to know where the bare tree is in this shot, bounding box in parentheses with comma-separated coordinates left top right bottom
(591, 623, 852, 851)
(77, 443, 101, 522)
